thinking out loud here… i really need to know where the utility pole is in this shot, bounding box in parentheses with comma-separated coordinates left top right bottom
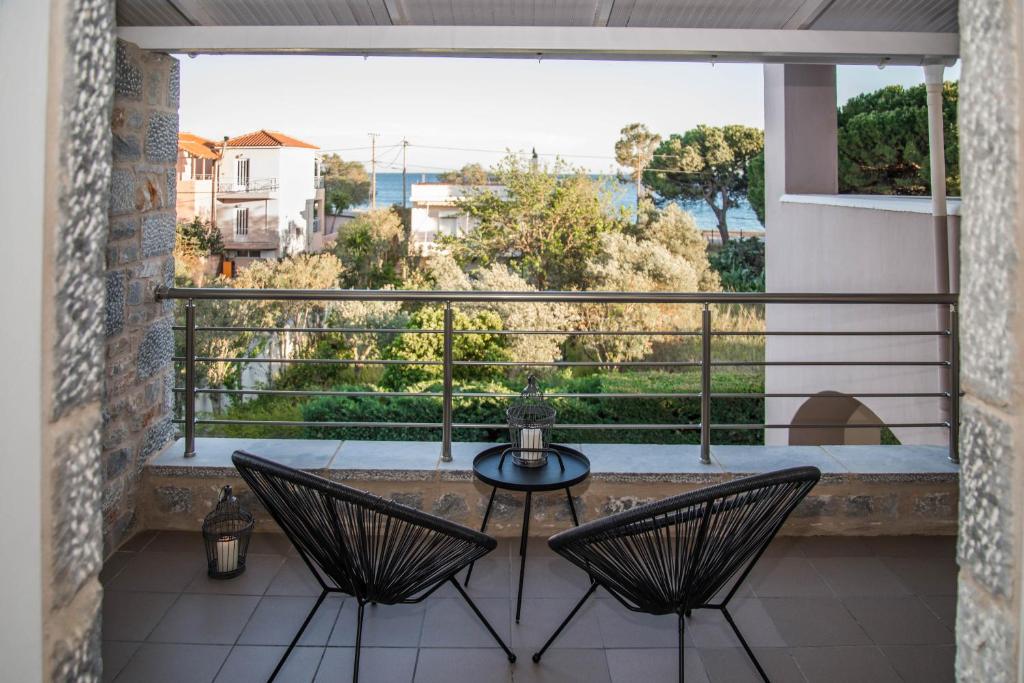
(368, 132, 379, 209)
(401, 138, 409, 209)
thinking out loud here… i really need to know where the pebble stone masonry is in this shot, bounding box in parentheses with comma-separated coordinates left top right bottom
(102, 40, 178, 557)
(956, 0, 1024, 680)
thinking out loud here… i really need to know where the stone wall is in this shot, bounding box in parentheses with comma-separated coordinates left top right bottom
(42, 1, 115, 680)
(956, 0, 1024, 680)
(102, 40, 178, 555)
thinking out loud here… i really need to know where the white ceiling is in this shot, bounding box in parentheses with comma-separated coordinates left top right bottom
(116, 0, 959, 33)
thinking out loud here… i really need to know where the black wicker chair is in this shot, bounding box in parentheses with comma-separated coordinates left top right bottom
(532, 466, 820, 682)
(231, 451, 516, 683)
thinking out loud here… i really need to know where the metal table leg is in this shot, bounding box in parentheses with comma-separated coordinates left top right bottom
(515, 491, 532, 623)
(565, 488, 579, 526)
(464, 486, 497, 587)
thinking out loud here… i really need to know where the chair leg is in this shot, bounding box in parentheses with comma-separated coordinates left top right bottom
(721, 606, 770, 683)
(267, 590, 328, 683)
(678, 613, 685, 683)
(532, 581, 598, 663)
(448, 577, 517, 663)
(352, 601, 366, 683)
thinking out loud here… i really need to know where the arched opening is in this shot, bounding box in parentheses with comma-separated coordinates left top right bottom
(789, 391, 888, 446)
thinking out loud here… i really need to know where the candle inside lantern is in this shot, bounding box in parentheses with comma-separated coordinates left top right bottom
(216, 537, 239, 574)
(521, 428, 543, 460)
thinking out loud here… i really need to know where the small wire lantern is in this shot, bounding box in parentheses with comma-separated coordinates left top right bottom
(505, 375, 557, 468)
(202, 485, 254, 579)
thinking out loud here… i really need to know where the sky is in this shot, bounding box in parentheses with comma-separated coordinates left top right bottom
(179, 55, 959, 174)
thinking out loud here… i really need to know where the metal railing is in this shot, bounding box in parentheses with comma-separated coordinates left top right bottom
(223, 177, 279, 193)
(156, 287, 961, 465)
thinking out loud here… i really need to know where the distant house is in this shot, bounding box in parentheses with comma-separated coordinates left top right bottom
(175, 132, 220, 224)
(176, 129, 327, 268)
(409, 183, 506, 254)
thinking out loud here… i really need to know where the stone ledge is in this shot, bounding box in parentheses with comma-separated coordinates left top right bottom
(141, 438, 958, 539)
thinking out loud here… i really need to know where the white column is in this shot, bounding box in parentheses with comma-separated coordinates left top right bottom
(923, 63, 951, 293)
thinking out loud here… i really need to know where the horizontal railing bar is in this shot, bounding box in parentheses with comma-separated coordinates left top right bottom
(177, 388, 442, 398)
(177, 356, 442, 366)
(156, 286, 957, 306)
(453, 391, 701, 399)
(711, 392, 949, 398)
(452, 360, 701, 367)
(713, 422, 949, 429)
(173, 327, 444, 335)
(455, 329, 701, 337)
(710, 360, 949, 367)
(711, 330, 949, 337)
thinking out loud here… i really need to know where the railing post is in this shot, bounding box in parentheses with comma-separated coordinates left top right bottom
(442, 300, 454, 462)
(948, 303, 960, 464)
(184, 298, 197, 458)
(700, 303, 712, 465)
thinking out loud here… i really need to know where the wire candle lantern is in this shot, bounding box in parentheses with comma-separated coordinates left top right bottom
(202, 485, 254, 579)
(504, 375, 558, 469)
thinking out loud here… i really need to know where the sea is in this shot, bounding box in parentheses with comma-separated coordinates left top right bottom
(352, 172, 765, 235)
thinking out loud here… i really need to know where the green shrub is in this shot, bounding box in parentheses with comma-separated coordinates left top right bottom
(709, 237, 765, 292)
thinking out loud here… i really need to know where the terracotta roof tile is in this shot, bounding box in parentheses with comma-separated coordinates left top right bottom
(178, 132, 221, 160)
(225, 129, 319, 149)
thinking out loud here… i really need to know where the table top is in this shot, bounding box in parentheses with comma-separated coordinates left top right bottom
(472, 444, 590, 492)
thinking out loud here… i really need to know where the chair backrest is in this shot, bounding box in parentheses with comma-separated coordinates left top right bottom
(232, 450, 494, 603)
(549, 467, 820, 614)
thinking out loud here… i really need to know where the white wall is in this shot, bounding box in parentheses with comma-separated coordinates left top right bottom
(0, 0, 48, 679)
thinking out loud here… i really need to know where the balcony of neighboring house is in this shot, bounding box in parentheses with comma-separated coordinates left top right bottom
(218, 177, 281, 199)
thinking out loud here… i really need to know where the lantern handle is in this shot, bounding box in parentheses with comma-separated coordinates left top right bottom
(523, 374, 543, 397)
(219, 485, 233, 503)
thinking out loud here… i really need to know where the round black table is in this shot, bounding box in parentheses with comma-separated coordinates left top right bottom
(465, 444, 590, 623)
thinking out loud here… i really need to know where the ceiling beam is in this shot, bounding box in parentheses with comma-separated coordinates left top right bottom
(783, 0, 837, 30)
(117, 25, 958, 65)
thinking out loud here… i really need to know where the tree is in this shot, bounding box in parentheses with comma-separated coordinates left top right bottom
(321, 153, 370, 213)
(447, 154, 627, 290)
(333, 208, 404, 288)
(638, 203, 721, 291)
(646, 124, 764, 242)
(440, 163, 490, 185)
(614, 123, 661, 213)
(578, 232, 700, 364)
(709, 237, 765, 292)
(746, 151, 766, 225)
(838, 81, 959, 195)
(174, 217, 224, 286)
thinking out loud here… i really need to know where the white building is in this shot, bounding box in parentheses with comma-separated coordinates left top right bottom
(177, 129, 326, 268)
(409, 183, 506, 254)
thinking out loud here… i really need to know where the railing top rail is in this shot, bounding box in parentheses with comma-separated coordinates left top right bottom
(156, 286, 957, 306)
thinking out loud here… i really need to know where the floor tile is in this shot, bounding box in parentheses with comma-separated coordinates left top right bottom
(248, 533, 294, 555)
(606, 648, 708, 683)
(791, 646, 901, 683)
(881, 556, 958, 595)
(267, 556, 327, 596)
(881, 645, 955, 683)
(919, 594, 957, 629)
(238, 595, 344, 646)
(106, 552, 204, 593)
(516, 555, 593, 600)
(747, 557, 833, 598)
(413, 648, 512, 683)
(420, 597, 511, 648)
(113, 643, 231, 683)
(185, 554, 286, 595)
(516, 648, 611, 683)
(809, 557, 911, 597)
(328, 601, 426, 647)
(118, 530, 157, 552)
(759, 536, 804, 558)
(101, 641, 140, 682)
(102, 591, 178, 641)
(686, 600, 785, 648)
(510, 597, 603, 649)
(145, 530, 205, 554)
(795, 536, 874, 557)
(698, 647, 804, 683)
(147, 593, 260, 645)
(315, 647, 418, 683)
(595, 600, 690, 648)
(760, 598, 871, 647)
(436, 558, 511, 598)
(843, 596, 953, 645)
(864, 536, 956, 559)
(214, 645, 324, 683)
(99, 552, 133, 585)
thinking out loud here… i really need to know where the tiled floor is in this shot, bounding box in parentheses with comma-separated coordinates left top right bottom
(101, 531, 957, 683)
